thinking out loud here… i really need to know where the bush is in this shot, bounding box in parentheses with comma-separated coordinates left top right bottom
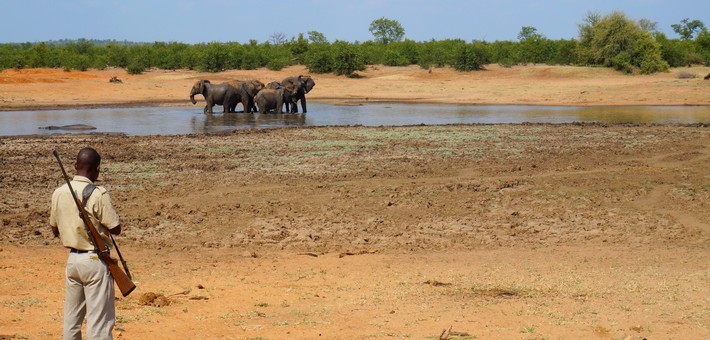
(383, 49, 409, 66)
(199, 42, 229, 72)
(266, 56, 289, 70)
(453, 44, 488, 71)
(126, 60, 146, 74)
(239, 43, 264, 70)
(331, 41, 364, 76)
(303, 43, 332, 73)
(498, 58, 516, 68)
(639, 53, 669, 74)
(264, 45, 293, 71)
(611, 51, 634, 73)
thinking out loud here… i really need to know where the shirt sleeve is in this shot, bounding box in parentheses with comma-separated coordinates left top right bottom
(97, 190, 120, 229)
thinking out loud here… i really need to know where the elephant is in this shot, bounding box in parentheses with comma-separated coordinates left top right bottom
(227, 79, 265, 113)
(266, 81, 282, 89)
(189, 80, 244, 114)
(266, 81, 292, 112)
(280, 75, 315, 113)
(254, 88, 287, 114)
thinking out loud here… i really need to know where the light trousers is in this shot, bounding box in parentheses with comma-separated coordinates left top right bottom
(64, 251, 115, 340)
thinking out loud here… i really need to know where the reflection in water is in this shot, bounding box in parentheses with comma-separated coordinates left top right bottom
(0, 103, 707, 136)
(192, 113, 307, 134)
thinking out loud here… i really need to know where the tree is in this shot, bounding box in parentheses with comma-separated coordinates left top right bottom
(369, 17, 405, 44)
(517, 26, 547, 64)
(578, 11, 668, 74)
(518, 26, 541, 41)
(307, 31, 328, 44)
(637, 18, 658, 33)
(672, 18, 706, 40)
(269, 32, 287, 45)
(696, 28, 710, 64)
(576, 11, 602, 64)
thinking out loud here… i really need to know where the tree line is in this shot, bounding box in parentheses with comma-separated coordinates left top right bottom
(0, 12, 707, 76)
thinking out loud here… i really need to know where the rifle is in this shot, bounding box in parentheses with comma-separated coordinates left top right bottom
(52, 149, 136, 297)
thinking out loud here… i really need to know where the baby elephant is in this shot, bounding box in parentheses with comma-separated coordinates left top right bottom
(254, 88, 288, 114)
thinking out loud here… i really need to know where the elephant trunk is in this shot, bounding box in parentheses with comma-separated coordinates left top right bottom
(190, 89, 198, 104)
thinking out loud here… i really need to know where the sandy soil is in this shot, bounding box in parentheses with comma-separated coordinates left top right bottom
(1, 64, 709, 110)
(0, 66, 709, 339)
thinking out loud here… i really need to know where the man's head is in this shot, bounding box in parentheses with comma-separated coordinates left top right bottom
(74, 147, 101, 182)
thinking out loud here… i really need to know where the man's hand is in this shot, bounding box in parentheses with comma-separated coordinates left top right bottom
(51, 226, 59, 238)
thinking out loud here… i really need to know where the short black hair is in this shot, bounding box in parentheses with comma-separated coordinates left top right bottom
(76, 147, 101, 169)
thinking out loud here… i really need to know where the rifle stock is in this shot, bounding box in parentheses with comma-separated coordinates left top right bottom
(52, 149, 136, 297)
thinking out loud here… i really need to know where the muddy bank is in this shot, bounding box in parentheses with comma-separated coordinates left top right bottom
(2, 124, 707, 250)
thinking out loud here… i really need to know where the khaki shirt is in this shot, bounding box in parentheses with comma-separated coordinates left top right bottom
(50, 176, 120, 250)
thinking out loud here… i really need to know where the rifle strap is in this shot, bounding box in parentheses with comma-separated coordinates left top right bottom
(82, 184, 96, 208)
(81, 184, 98, 252)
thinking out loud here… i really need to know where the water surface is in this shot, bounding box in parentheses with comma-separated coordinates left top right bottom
(1, 103, 708, 136)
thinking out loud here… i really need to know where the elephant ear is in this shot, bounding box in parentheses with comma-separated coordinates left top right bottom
(303, 76, 315, 93)
(200, 80, 212, 93)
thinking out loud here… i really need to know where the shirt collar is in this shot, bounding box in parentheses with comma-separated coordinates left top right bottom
(72, 175, 94, 184)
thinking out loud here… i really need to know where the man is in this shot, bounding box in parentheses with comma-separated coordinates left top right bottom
(50, 147, 121, 340)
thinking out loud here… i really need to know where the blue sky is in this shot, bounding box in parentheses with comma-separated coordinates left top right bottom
(1, 0, 707, 43)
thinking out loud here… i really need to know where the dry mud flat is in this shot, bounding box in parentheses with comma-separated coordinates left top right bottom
(0, 124, 708, 339)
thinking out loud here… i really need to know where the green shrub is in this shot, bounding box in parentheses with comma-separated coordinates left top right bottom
(498, 58, 516, 68)
(199, 42, 229, 72)
(266, 56, 289, 70)
(611, 52, 634, 73)
(640, 54, 669, 74)
(264, 45, 293, 71)
(303, 43, 332, 73)
(126, 60, 146, 74)
(383, 49, 409, 66)
(331, 41, 364, 76)
(453, 44, 488, 71)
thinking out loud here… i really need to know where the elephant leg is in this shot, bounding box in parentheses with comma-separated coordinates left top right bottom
(222, 97, 231, 113)
(203, 99, 210, 114)
(301, 96, 307, 113)
(245, 97, 253, 114)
